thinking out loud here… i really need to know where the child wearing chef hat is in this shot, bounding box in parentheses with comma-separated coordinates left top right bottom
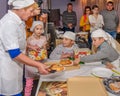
(74, 29, 119, 69)
(24, 21, 47, 96)
(49, 31, 79, 60)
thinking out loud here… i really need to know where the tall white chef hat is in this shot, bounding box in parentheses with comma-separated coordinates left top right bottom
(91, 29, 108, 40)
(63, 31, 76, 41)
(30, 21, 44, 32)
(91, 29, 116, 49)
(8, 0, 35, 9)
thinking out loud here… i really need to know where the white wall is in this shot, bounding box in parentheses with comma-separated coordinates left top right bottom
(51, 0, 83, 32)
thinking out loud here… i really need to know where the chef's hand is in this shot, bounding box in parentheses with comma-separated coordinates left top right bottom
(73, 58, 80, 65)
(106, 62, 116, 69)
(38, 63, 49, 75)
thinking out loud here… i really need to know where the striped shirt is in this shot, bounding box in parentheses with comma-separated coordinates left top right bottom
(62, 11, 77, 27)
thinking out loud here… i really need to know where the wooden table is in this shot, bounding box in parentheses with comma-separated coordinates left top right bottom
(35, 61, 117, 96)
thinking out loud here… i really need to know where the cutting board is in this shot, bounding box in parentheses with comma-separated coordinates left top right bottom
(67, 76, 108, 96)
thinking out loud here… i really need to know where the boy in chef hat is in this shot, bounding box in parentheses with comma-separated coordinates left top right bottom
(49, 31, 78, 60)
(74, 29, 119, 69)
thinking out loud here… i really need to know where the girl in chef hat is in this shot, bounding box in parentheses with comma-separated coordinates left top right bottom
(24, 21, 47, 96)
(0, 0, 48, 96)
(74, 29, 119, 69)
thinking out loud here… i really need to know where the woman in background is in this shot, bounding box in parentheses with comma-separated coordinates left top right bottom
(88, 5, 104, 48)
(89, 5, 104, 32)
(79, 6, 91, 32)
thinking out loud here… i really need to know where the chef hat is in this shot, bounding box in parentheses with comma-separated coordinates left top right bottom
(91, 29, 116, 49)
(63, 31, 76, 41)
(91, 29, 108, 40)
(30, 21, 44, 32)
(8, 0, 35, 9)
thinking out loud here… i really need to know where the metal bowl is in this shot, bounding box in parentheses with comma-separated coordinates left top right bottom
(103, 76, 120, 95)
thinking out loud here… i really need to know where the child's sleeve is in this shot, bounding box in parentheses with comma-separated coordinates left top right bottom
(49, 45, 62, 60)
(80, 49, 108, 63)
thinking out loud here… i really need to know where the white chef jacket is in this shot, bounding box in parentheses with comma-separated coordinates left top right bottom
(0, 10, 26, 95)
(89, 14, 104, 32)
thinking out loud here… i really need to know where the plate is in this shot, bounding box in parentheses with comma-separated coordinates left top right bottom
(47, 64, 66, 73)
(59, 59, 73, 67)
(91, 67, 113, 78)
(62, 62, 73, 67)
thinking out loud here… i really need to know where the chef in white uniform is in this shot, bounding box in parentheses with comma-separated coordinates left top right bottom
(0, 0, 48, 96)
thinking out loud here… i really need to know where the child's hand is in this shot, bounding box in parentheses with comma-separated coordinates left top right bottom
(73, 58, 80, 65)
(27, 44, 41, 52)
(31, 45, 41, 52)
(61, 53, 72, 59)
(105, 62, 116, 69)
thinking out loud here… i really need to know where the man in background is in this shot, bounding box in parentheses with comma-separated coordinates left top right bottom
(62, 3, 77, 32)
(101, 1, 119, 39)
